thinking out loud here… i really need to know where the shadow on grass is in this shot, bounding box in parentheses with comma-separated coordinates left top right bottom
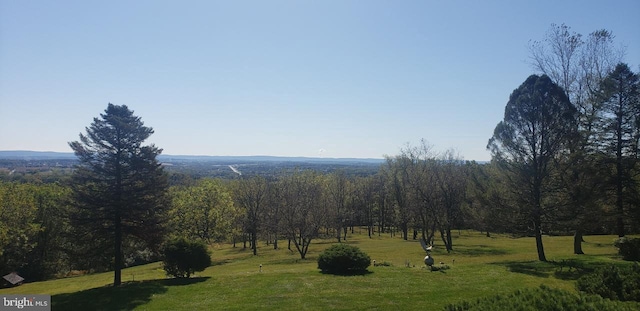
(314, 239, 339, 245)
(161, 277, 210, 286)
(454, 245, 509, 256)
(269, 256, 318, 266)
(585, 241, 612, 248)
(319, 270, 373, 276)
(498, 261, 552, 278)
(211, 259, 233, 267)
(493, 259, 599, 280)
(550, 259, 597, 280)
(52, 277, 209, 311)
(227, 246, 254, 254)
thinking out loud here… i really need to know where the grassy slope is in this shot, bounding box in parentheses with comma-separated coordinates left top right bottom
(0, 231, 633, 310)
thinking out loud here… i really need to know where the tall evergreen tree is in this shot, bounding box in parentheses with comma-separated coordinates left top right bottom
(596, 63, 640, 237)
(488, 75, 577, 261)
(68, 104, 168, 286)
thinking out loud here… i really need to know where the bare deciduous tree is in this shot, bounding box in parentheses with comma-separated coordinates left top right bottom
(278, 170, 325, 259)
(232, 176, 269, 255)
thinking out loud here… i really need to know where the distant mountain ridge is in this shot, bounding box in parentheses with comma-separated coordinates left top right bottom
(0, 150, 77, 159)
(0, 150, 385, 164)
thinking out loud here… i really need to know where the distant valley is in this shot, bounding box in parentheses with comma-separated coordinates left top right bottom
(0, 150, 384, 164)
(0, 150, 385, 180)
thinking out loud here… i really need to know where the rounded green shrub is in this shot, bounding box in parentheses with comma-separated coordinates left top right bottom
(162, 238, 211, 278)
(317, 244, 370, 275)
(614, 237, 640, 261)
(576, 263, 640, 302)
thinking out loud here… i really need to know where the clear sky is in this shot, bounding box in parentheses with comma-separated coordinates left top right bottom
(1, 1, 638, 160)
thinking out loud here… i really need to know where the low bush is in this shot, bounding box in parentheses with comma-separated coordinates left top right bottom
(576, 263, 640, 302)
(162, 238, 211, 278)
(444, 285, 639, 311)
(317, 244, 370, 275)
(614, 237, 640, 261)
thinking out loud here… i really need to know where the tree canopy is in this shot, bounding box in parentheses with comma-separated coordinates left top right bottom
(68, 103, 169, 286)
(488, 74, 577, 261)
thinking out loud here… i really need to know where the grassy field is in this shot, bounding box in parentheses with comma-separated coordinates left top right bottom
(0, 230, 634, 310)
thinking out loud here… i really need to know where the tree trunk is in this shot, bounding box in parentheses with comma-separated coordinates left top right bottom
(573, 229, 584, 254)
(301, 238, 311, 259)
(114, 214, 122, 286)
(616, 98, 625, 238)
(251, 232, 257, 255)
(534, 219, 547, 261)
(446, 228, 453, 252)
(533, 172, 546, 261)
(273, 234, 278, 250)
(439, 228, 453, 253)
(616, 161, 625, 237)
(401, 224, 408, 241)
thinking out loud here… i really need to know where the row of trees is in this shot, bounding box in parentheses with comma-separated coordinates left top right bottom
(0, 151, 471, 283)
(487, 24, 640, 261)
(1, 77, 637, 284)
(0, 182, 70, 281)
(229, 152, 469, 259)
(1, 24, 637, 287)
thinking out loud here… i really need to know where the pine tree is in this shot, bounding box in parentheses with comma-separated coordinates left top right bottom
(69, 103, 168, 286)
(596, 63, 640, 237)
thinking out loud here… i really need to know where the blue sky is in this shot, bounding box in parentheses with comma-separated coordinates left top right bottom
(1, 1, 638, 160)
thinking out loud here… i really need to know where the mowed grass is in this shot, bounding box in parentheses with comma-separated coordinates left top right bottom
(1, 230, 633, 310)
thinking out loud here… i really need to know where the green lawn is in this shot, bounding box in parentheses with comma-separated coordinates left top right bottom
(0, 231, 634, 310)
